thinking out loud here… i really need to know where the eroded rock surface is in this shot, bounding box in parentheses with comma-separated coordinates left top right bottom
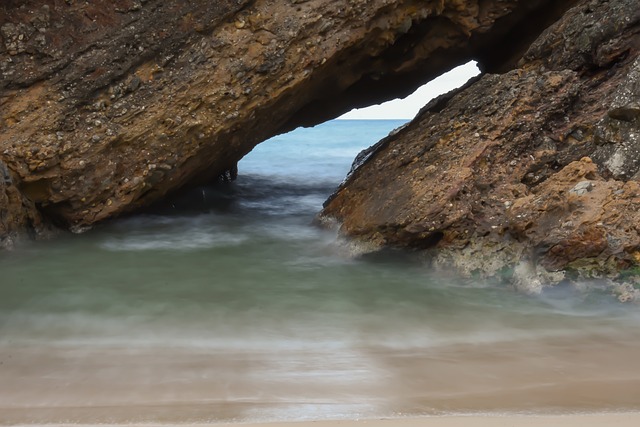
(0, 0, 571, 239)
(322, 0, 640, 284)
(0, 160, 51, 249)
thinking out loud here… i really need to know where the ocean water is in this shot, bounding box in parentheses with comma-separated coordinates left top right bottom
(1, 120, 640, 425)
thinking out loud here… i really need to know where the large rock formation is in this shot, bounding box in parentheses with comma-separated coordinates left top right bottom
(4, 0, 636, 289)
(1, 0, 574, 238)
(322, 0, 640, 288)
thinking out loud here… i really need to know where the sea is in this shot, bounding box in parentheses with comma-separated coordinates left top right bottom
(1, 119, 640, 425)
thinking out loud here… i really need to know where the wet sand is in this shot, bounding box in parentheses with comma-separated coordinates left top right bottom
(3, 332, 640, 426)
(11, 414, 640, 427)
(215, 413, 640, 427)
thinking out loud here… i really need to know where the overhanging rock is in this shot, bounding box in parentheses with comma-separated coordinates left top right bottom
(1, 0, 575, 236)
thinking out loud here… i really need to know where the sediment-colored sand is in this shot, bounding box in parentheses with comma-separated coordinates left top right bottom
(215, 414, 640, 427)
(17, 413, 640, 427)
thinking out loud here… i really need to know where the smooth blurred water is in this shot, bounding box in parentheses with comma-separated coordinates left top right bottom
(1, 120, 640, 425)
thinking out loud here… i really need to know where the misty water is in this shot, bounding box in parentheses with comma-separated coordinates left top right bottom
(1, 120, 640, 425)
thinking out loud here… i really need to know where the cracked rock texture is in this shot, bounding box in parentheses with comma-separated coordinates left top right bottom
(0, 0, 571, 238)
(322, 0, 640, 283)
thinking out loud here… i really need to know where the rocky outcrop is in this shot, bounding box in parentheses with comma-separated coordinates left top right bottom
(0, 0, 574, 238)
(322, 0, 640, 286)
(0, 159, 51, 249)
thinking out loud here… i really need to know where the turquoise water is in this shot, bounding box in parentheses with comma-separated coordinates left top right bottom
(1, 120, 640, 425)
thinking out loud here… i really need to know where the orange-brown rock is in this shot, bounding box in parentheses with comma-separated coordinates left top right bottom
(0, 0, 573, 238)
(508, 158, 640, 273)
(322, 0, 640, 281)
(0, 161, 51, 248)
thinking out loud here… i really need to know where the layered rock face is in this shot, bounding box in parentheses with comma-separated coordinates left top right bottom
(0, 162, 50, 249)
(322, 0, 640, 286)
(0, 0, 570, 237)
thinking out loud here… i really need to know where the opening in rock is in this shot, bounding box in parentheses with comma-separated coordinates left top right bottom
(234, 61, 481, 220)
(338, 62, 480, 120)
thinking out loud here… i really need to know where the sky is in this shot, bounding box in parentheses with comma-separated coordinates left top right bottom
(338, 61, 480, 120)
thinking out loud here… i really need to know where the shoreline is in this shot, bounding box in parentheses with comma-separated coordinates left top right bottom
(9, 413, 640, 427)
(216, 413, 640, 427)
(233, 413, 640, 427)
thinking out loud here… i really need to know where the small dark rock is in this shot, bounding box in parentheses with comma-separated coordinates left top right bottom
(0, 161, 12, 185)
(608, 105, 640, 122)
(127, 76, 142, 92)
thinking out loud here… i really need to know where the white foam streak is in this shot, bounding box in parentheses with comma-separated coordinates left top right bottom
(101, 230, 246, 252)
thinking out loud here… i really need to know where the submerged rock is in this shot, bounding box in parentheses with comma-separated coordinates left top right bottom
(0, 0, 574, 241)
(322, 0, 640, 284)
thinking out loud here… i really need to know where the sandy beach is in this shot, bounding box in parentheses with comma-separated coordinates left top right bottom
(22, 413, 637, 427)
(242, 414, 637, 427)
(3, 335, 640, 426)
(209, 413, 640, 427)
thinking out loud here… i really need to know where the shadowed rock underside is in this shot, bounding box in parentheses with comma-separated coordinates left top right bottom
(0, 0, 573, 239)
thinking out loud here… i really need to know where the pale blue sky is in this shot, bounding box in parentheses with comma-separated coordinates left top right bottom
(339, 61, 480, 120)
